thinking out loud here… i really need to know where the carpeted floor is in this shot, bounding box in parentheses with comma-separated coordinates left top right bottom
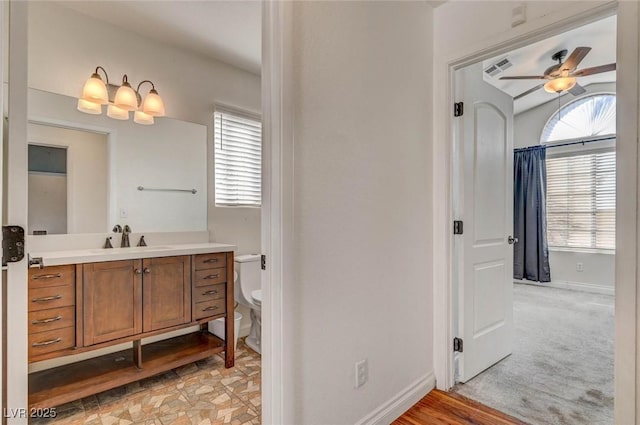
(454, 283, 614, 425)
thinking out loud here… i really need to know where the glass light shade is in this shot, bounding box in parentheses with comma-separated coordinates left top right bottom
(77, 98, 103, 115)
(107, 104, 130, 120)
(81, 74, 108, 104)
(134, 111, 155, 125)
(544, 77, 577, 94)
(114, 83, 139, 111)
(141, 90, 165, 117)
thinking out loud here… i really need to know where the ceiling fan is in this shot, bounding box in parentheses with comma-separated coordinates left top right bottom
(500, 47, 616, 100)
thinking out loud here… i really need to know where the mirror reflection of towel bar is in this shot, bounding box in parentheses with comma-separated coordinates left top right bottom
(137, 186, 197, 194)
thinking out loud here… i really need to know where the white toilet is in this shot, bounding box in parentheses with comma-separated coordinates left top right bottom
(234, 254, 262, 354)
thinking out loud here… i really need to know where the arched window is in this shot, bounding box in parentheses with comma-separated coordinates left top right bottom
(541, 94, 616, 251)
(541, 93, 616, 143)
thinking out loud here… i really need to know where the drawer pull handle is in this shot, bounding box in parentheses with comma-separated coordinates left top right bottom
(202, 290, 218, 295)
(204, 274, 220, 280)
(31, 315, 62, 325)
(32, 273, 62, 280)
(203, 258, 219, 263)
(32, 294, 62, 303)
(203, 306, 219, 312)
(32, 337, 62, 347)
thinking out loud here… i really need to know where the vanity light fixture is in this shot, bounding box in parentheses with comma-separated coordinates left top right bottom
(77, 66, 166, 125)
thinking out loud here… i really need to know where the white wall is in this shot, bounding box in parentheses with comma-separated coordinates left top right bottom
(292, 2, 434, 423)
(27, 2, 261, 254)
(514, 82, 615, 293)
(28, 123, 108, 234)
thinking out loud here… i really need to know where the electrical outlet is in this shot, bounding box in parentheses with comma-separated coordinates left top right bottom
(576, 262, 584, 272)
(119, 208, 128, 219)
(355, 359, 368, 388)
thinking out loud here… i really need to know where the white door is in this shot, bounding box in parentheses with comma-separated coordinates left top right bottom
(455, 62, 514, 383)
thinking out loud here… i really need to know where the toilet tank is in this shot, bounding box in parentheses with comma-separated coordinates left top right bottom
(234, 254, 261, 306)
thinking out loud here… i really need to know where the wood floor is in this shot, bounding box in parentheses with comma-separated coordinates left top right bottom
(393, 390, 529, 425)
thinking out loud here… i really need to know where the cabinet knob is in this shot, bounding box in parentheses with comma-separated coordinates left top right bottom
(135, 269, 142, 275)
(143, 268, 151, 274)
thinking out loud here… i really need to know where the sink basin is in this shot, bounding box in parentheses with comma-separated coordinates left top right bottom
(88, 246, 173, 254)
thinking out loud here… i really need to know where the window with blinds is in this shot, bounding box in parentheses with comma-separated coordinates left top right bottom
(546, 150, 615, 250)
(214, 109, 262, 207)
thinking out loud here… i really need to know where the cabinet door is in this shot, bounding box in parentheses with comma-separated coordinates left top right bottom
(142, 256, 191, 332)
(83, 260, 142, 345)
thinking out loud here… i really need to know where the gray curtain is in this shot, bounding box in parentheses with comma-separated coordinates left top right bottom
(513, 146, 551, 282)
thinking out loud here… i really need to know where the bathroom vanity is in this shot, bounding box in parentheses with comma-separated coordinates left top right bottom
(26, 243, 235, 409)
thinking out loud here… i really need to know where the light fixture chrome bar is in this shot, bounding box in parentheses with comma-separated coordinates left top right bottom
(137, 186, 197, 194)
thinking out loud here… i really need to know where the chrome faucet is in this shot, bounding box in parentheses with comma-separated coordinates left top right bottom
(121, 225, 131, 248)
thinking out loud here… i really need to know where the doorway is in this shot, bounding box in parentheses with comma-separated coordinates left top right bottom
(451, 15, 617, 424)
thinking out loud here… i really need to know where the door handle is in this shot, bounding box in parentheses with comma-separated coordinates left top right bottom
(508, 236, 519, 245)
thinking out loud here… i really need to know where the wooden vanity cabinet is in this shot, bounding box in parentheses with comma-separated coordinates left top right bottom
(142, 255, 191, 332)
(28, 265, 77, 360)
(83, 260, 143, 346)
(28, 250, 235, 409)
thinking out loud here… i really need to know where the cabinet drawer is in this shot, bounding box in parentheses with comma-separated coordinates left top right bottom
(194, 253, 226, 271)
(194, 298, 226, 320)
(28, 306, 75, 334)
(194, 268, 227, 287)
(29, 284, 75, 312)
(194, 283, 226, 303)
(29, 265, 75, 289)
(28, 326, 75, 357)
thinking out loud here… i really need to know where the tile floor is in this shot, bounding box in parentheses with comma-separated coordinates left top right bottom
(32, 338, 261, 425)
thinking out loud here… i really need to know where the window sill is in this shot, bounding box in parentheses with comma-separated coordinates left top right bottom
(549, 247, 615, 255)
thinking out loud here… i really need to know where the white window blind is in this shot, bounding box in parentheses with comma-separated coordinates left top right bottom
(546, 150, 615, 250)
(214, 109, 262, 207)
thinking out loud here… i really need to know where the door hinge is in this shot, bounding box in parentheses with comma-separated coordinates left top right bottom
(453, 220, 464, 235)
(261, 254, 266, 270)
(454, 102, 464, 117)
(2, 225, 25, 266)
(453, 337, 464, 353)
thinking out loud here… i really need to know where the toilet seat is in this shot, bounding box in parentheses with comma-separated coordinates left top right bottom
(251, 289, 262, 307)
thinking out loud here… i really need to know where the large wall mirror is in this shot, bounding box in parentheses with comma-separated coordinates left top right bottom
(27, 88, 208, 235)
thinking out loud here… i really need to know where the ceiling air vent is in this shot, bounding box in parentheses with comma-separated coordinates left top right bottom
(484, 58, 513, 77)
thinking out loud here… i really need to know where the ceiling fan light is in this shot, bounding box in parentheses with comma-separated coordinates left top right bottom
(107, 104, 130, 120)
(141, 89, 165, 117)
(77, 98, 103, 115)
(544, 77, 577, 94)
(81, 73, 109, 105)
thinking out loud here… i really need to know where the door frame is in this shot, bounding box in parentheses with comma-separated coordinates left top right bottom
(433, 2, 638, 423)
(261, 1, 294, 424)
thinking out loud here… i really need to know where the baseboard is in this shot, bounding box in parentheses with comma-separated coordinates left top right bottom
(514, 279, 614, 295)
(354, 371, 435, 425)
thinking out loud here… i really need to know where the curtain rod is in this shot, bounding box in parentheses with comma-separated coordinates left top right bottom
(545, 135, 616, 149)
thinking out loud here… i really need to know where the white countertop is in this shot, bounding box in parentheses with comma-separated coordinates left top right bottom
(29, 242, 236, 267)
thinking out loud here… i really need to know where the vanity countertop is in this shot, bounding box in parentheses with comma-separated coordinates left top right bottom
(29, 242, 237, 267)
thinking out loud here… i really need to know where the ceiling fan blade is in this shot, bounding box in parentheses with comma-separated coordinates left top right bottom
(572, 63, 616, 77)
(568, 83, 587, 96)
(562, 47, 592, 71)
(499, 76, 546, 80)
(514, 84, 543, 100)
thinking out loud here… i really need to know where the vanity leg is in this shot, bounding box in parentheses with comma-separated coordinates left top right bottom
(225, 253, 235, 368)
(133, 340, 142, 369)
